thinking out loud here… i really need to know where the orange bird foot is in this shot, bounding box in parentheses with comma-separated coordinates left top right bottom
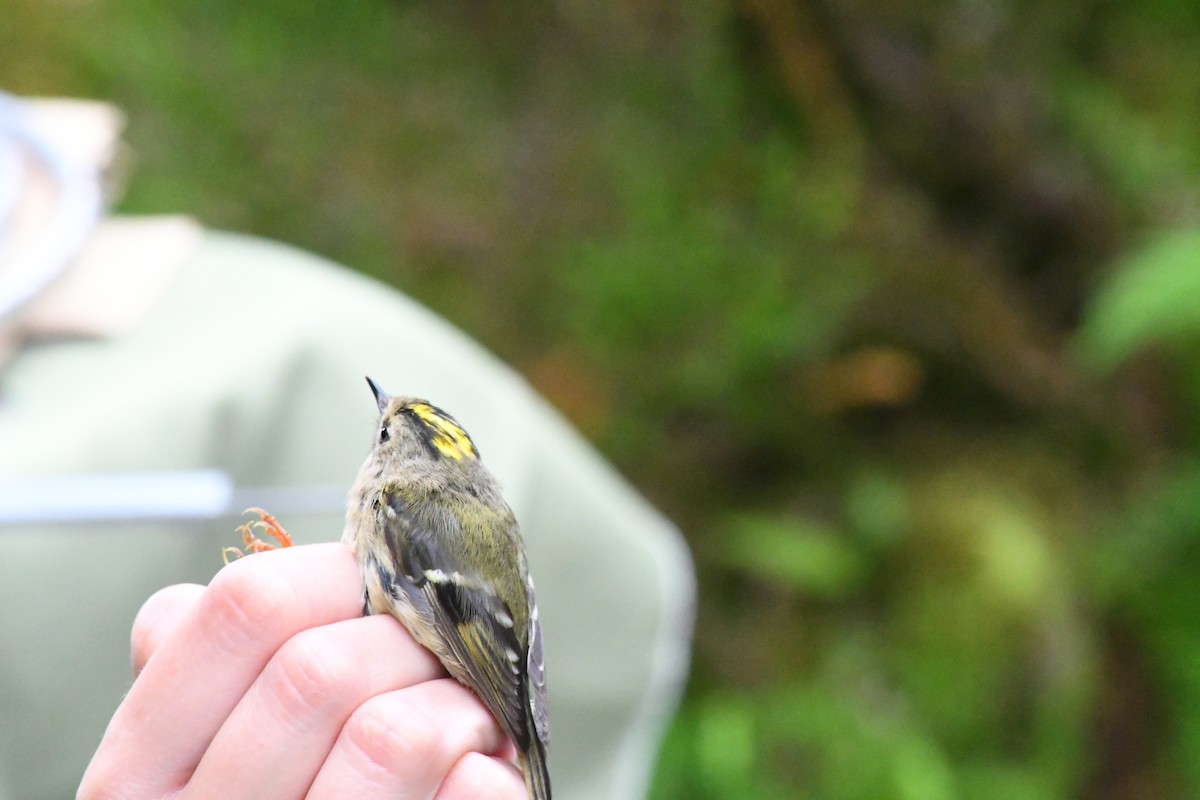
(222, 507, 294, 565)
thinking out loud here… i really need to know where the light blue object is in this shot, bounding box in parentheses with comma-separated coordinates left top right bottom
(0, 469, 346, 525)
(0, 469, 232, 523)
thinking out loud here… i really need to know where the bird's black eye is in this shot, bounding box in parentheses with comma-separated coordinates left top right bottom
(379, 425, 390, 443)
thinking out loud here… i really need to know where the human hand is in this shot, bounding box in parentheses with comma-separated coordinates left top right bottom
(78, 542, 525, 799)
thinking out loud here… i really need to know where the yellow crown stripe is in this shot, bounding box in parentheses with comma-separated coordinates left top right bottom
(409, 403, 477, 460)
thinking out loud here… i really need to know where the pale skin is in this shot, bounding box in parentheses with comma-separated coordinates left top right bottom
(78, 542, 526, 800)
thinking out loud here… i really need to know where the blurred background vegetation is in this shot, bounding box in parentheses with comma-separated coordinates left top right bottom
(7, 1, 1200, 797)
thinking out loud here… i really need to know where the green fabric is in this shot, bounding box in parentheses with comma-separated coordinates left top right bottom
(0, 230, 693, 799)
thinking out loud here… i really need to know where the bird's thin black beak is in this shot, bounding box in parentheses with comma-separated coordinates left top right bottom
(366, 376, 391, 414)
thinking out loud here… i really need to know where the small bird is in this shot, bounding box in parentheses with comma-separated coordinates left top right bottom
(343, 377, 550, 799)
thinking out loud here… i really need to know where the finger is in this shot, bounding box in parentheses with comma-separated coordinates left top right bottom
(436, 752, 527, 799)
(81, 542, 364, 798)
(495, 738, 518, 762)
(306, 679, 509, 800)
(131, 583, 204, 676)
(182, 614, 443, 799)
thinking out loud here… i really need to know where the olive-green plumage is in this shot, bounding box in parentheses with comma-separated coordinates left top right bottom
(343, 378, 550, 799)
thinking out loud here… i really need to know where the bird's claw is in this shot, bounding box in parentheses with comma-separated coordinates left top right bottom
(222, 507, 293, 565)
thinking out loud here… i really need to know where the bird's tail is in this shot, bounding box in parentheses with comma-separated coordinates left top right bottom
(518, 739, 551, 800)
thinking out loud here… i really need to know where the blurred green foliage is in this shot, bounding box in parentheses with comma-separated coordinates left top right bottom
(8, 1, 1200, 797)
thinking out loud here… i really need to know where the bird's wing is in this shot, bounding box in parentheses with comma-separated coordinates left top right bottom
(378, 488, 531, 749)
(525, 573, 550, 748)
